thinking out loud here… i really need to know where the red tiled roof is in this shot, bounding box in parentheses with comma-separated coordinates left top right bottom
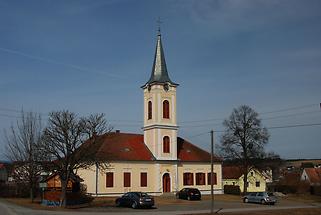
(177, 137, 221, 162)
(305, 168, 321, 184)
(222, 166, 244, 179)
(94, 133, 154, 161)
(280, 171, 301, 185)
(84, 132, 221, 162)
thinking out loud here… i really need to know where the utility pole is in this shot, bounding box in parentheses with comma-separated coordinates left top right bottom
(210, 130, 214, 214)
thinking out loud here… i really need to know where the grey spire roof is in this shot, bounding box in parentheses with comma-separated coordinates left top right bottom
(142, 33, 178, 88)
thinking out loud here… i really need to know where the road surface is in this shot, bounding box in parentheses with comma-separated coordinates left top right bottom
(0, 198, 320, 215)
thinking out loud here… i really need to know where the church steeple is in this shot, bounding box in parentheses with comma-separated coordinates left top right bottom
(142, 30, 179, 161)
(142, 33, 178, 88)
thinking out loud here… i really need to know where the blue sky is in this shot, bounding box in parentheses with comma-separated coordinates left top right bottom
(0, 0, 321, 160)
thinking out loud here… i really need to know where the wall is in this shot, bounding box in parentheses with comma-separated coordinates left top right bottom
(177, 162, 223, 194)
(78, 161, 224, 196)
(78, 161, 157, 196)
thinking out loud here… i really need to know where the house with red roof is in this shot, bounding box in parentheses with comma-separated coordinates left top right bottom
(301, 168, 321, 186)
(222, 166, 267, 193)
(78, 30, 223, 196)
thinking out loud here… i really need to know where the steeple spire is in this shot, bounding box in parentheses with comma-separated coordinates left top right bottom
(142, 24, 178, 88)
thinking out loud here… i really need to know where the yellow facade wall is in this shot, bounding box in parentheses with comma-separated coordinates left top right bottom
(78, 161, 223, 196)
(177, 163, 223, 194)
(223, 169, 266, 193)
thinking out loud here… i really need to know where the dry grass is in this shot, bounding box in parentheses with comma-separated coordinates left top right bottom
(4, 198, 63, 210)
(212, 194, 243, 202)
(282, 193, 321, 203)
(5, 198, 88, 210)
(187, 208, 321, 215)
(220, 208, 321, 215)
(91, 195, 199, 207)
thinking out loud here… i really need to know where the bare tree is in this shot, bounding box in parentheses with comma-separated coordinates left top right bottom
(41, 111, 111, 207)
(4, 111, 45, 202)
(220, 105, 269, 193)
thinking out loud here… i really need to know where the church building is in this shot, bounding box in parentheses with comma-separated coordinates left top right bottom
(78, 31, 223, 196)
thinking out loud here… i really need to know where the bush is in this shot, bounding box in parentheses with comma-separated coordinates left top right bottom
(0, 183, 30, 198)
(310, 186, 321, 196)
(224, 185, 241, 195)
(43, 190, 93, 206)
(272, 182, 310, 194)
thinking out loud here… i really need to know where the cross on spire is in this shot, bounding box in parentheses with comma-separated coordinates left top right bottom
(157, 17, 162, 36)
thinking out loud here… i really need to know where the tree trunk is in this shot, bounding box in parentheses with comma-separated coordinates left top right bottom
(60, 179, 67, 207)
(243, 166, 248, 194)
(30, 186, 34, 203)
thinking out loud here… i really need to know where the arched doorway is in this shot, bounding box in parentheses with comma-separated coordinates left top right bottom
(162, 173, 171, 193)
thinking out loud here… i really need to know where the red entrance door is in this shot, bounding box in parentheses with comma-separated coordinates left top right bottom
(163, 173, 171, 192)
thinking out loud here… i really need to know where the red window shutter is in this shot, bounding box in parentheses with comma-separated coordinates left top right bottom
(208, 172, 217, 185)
(196, 173, 205, 185)
(163, 136, 170, 153)
(124, 172, 131, 187)
(106, 172, 113, 187)
(183, 173, 188, 185)
(196, 173, 200, 185)
(184, 172, 193, 185)
(163, 100, 170, 119)
(214, 173, 217, 185)
(140, 172, 147, 187)
(148, 101, 152, 120)
(189, 173, 194, 185)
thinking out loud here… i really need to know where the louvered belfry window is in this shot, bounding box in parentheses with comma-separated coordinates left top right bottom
(163, 136, 170, 153)
(163, 100, 170, 119)
(148, 101, 152, 120)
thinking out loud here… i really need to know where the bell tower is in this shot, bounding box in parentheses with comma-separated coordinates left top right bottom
(141, 31, 179, 160)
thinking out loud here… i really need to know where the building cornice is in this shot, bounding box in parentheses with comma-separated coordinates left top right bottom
(143, 124, 179, 131)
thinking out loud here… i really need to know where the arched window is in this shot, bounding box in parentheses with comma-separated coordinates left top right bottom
(148, 101, 152, 120)
(163, 100, 170, 119)
(163, 136, 170, 153)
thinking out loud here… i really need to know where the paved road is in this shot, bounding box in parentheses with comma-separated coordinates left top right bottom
(0, 198, 320, 215)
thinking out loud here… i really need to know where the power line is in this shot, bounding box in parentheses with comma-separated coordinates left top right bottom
(179, 103, 320, 124)
(0, 107, 21, 113)
(0, 103, 320, 126)
(267, 122, 321, 130)
(186, 122, 321, 140)
(260, 103, 318, 115)
(263, 110, 321, 121)
(186, 131, 210, 139)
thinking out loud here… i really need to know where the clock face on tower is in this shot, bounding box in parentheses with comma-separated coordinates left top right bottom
(163, 83, 169, 91)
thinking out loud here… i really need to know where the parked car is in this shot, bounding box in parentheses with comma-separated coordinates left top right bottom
(115, 192, 154, 209)
(176, 188, 201, 200)
(243, 192, 277, 205)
